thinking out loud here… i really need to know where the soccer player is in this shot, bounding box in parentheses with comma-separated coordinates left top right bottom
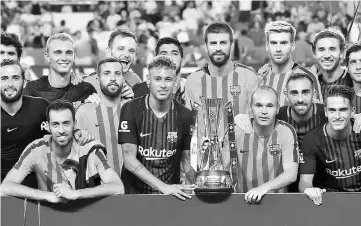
(1, 31, 37, 82)
(133, 37, 185, 105)
(223, 86, 299, 203)
(345, 42, 361, 114)
(84, 29, 141, 92)
(23, 33, 97, 105)
(76, 58, 127, 176)
(119, 56, 195, 200)
(310, 28, 353, 100)
(184, 21, 260, 137)
(258, 21, 322, 106)
(1, 100, 124, 202)
(1, 60, 95, 185)
(299, 85, 361, 206)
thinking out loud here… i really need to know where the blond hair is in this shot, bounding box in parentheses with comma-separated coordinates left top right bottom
(46, 33, 75, 53)
(265, 21, 296, 43)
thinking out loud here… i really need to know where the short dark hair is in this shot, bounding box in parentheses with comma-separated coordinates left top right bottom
(203, 22, 234, 43)
(148, 55, 176, 73)
(1, 31, 23, 59)
(46, 99, 76, 122)
(108, 29, 137, 48)
(155, 37, 184, 58)
(312, 28, 346, 53)
(0, 59, 25, 79)
(251, 86, 279, 106)
(325, 85, 355, 107)
(96, 57, 123, 76)
(344, 42, 361, 66)
(286, 72, 314, 90)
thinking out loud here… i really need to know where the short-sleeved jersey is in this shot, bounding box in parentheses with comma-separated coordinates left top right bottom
(184, 61, 260, 136)
(259, 63, 323, 106)
(118, 95, 192, 194)
(232, 120, 299, 193)
(24, 76, 96, 104)
(1, 96, 49, 180)
(309, 65, 353, 100)
(14, 135, 110, 191)
(76, 102, 124, 175)
(277, 103, 328, 145)
(354, 95, 361, 114)
(300, 123, 361, 192)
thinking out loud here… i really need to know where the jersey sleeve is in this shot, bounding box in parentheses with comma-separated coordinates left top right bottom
(245, 70, 261, 116)
(281, 124, 299, 164)
(118, 102, 139, 145)
(13, 145, 36, 176)
(184, 74, 197, 110)
(90, 147, 111, 175)
(75, 104, 91, 130)
(299, 131, 318, 174)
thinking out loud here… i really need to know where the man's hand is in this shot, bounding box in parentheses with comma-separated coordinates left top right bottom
(71, 72, 83, 85)
(84, 93, 101, 104)
(74, 129, 95, 145)
(304, 187, 326, 206)
(353, 113, 361, 133)
(121, 83, 134, 99)
(46, 191, 68, 203)
(244, 185, 269, 204)
(53, 183, 79, 200)
(234, 114, 253, 134)
(159, 184, 194, 201)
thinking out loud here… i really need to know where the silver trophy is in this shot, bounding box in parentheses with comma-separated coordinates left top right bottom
(191, 97, 234, 193)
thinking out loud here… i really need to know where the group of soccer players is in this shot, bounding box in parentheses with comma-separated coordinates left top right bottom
(1, 19, 361, 205)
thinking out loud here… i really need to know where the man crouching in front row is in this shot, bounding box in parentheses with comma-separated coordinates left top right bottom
(1, 99, 124, 203)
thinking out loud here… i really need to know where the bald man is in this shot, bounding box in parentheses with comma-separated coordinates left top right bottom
(223, 86, 299, 203)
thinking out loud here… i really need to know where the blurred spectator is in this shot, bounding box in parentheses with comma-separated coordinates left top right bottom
(39, 6, 53, 42)
(56, 20, 71, 34)
(182, 1, 202, 31)
(164, 0, 182, 19)
(234, 30, 255, 63)
(248, 21, 265, 47)
(292, 31, 315, 65)
(156, 15, 173, 38)
(73, 30, 92, 65)
(6, 12, 23, 40)
(307, 15, 325, 34)
(106, 7, 121, 31)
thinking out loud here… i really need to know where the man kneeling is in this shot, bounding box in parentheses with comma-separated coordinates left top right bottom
(1, 99, 124, 203)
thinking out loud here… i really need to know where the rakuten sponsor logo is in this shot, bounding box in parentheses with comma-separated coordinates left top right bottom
(326, 166, 361, 179)
(139, 146, 176, 160)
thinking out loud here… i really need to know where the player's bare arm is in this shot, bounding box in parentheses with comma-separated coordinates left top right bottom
(53, 167, 124, 200)
(1, 169, 63, 203)
(181, 149, 197, 184)
(122, 143, 192, 200)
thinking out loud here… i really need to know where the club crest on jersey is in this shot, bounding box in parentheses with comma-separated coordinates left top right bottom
(355, 149, 361, 160)
(190, 125, 195, 135)
(231, 158, 237, 168)
(230, 85, 241, 97)
(269, 144, 281, 156)
(167, 132, 178, 143)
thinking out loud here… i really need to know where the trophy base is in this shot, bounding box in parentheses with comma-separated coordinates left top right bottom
(194, 187, 233, 195)
(195, 170, 233, 194)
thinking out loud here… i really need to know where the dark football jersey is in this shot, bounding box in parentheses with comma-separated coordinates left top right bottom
(300, 123, 361, 192)
(277, 103, 328, 145)
(1, 96, 49, 180)
(118, 95, 192, 194)
(24, 76, 96, 104)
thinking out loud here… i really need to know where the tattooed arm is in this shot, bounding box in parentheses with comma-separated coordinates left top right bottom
(181, 150, 197, 184)
(122, 143, 192, 200)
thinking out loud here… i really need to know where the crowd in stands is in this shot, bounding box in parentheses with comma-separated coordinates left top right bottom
(2, 0, 361, 71)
